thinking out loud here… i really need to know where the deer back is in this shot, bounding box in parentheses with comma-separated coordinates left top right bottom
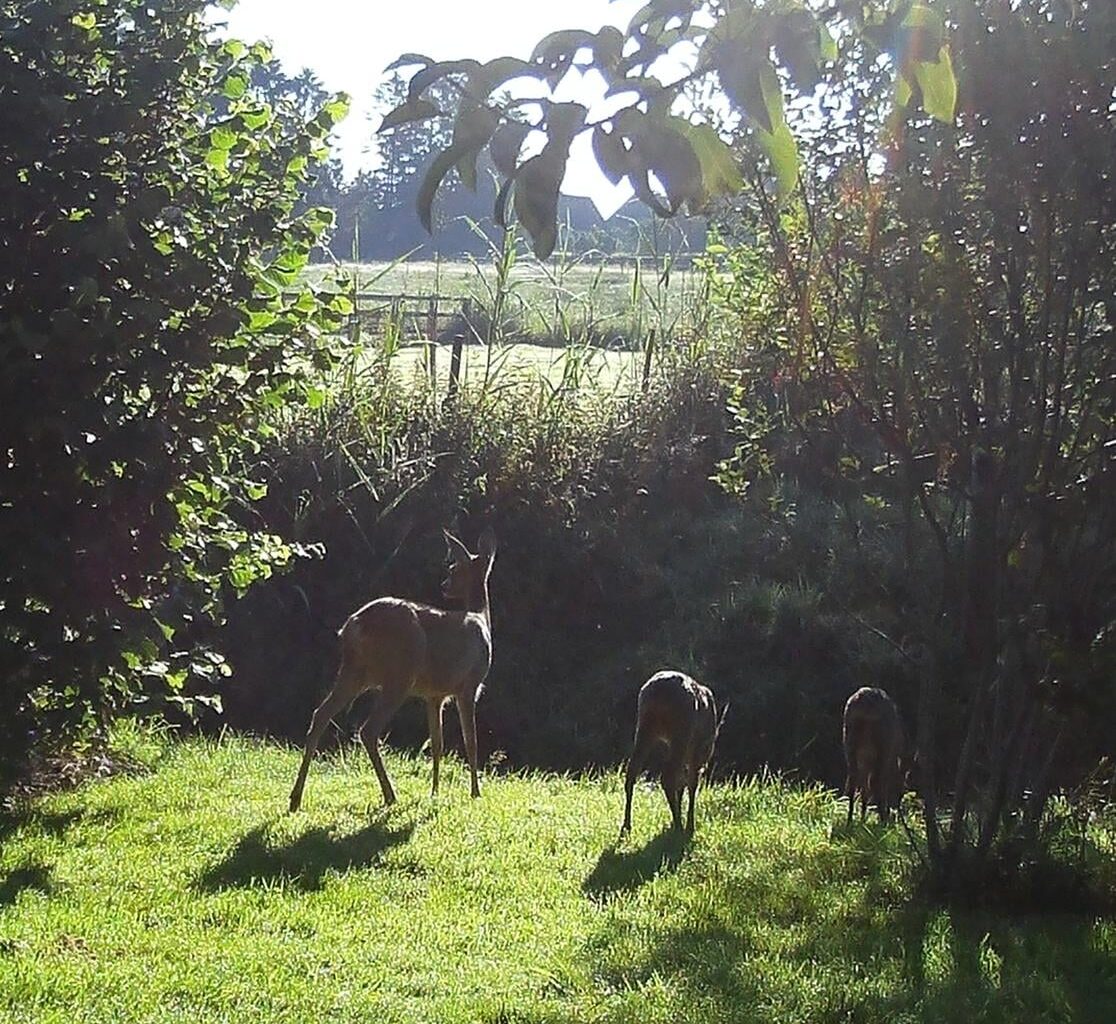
(843, 687, 903, 769)
(637, 670, 718, 767)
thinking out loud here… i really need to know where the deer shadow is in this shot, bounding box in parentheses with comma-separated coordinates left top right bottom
(0, 863, 53, 907)
(0, 808, 86, 845)
(196, 811, 417, 894)
(583, 826, 691, 899)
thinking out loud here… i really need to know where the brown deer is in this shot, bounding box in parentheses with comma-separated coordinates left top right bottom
(842, 686, 904, 824)
(288, 527, 496, 812)
(620, 670, 727, 836)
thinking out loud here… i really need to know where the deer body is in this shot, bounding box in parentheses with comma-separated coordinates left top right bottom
(842, 686, 903, 824)
(288, 528, 495, 812)
(621, 670, 724, 835)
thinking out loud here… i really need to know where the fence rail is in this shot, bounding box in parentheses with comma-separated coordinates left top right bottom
(284, 289, 662, 395)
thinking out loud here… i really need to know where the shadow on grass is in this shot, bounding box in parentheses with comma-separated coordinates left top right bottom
(583, 823, 1116, 1023)
(0, 863, 53, 907)
(583, 827, 690, 899)
(0, 808, 86, 844)
(196, 813, 416, 894)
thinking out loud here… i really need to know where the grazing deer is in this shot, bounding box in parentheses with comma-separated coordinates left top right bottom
(288, 527, 496, 812)
(620, 670, 727, 836)
(842, 686, 904, 824)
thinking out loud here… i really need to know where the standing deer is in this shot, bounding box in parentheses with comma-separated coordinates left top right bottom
(288, 527, 496, 812)
(620, 670, 727, 836)
(842, 686, 904, 824)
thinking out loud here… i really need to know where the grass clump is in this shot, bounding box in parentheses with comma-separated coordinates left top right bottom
(2, 736, 1115, 1023)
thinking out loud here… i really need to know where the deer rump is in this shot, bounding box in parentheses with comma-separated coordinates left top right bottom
(842, 687, 903, 823)
(622, 670, 720, 835)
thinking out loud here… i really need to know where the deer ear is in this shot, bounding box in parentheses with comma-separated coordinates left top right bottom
(477, 526, 496, 563)
(443, 529, 471, 563)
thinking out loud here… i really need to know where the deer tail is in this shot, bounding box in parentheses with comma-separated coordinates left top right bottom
(715, 700, 730, 739)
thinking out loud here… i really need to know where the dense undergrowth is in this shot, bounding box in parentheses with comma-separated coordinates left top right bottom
(2, 733, 1115, 1024)
(212, 333, 919, 789)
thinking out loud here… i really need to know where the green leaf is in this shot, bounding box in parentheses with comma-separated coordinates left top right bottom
(378, 97, 441, 133)
(635, 115, 704, 214)
(592, 124, 631, 185)
(681, 123, 744, 206)
(490, 122, 532, 178)
(209, 126, 237, 151)
(223, 73, 248, 101)
(772, 8, 823, 92)
(475, 56, 536, 95)
(593, 26, 626, 78)
(530, 29, 597, 89)
(757, 119, 799, 201)
(205, 147, 230, 173)
(914, 45, 957, 123)
(406, 59, 482, 103)
(900, 4, 946, 64)
(417, 148, 460, 233)
(819, 23, 837, 62)
(723, 65, 771, 132)
(514, 150, 567, 258)
(451, 102, 500, 190)
(322, 95, 350, 125)
(384, 52, 433, 72)
(895, 72, 913, 110)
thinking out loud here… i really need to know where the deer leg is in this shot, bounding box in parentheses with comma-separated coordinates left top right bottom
(427, 697, 445, 796)
(878, 766, 895, 824)
(455, 687, 481, 798)
(359, 687, 411, 807)
(860, 768, 872, 821)
(289, 685, 356, 813)
(621, 731, 654, 836)
(685, 763, 700, 834)
(661, 757, 684, 831)
(844, 770, 856, 826)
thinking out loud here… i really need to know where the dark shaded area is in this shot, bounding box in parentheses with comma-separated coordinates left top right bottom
(583, 827, 1116, 1022)
(583, 828, 690, 899)
(216, 372, 798, 779)
(0, 808, 84, 844)
(0, 863, 52, 907)
(196, 815, 416, 893)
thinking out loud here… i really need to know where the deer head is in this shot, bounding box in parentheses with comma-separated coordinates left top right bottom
(442, 527, 497, 613)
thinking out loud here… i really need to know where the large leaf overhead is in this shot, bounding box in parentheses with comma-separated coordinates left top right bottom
(416, 99, 499, 231)
(387, 0, 959, 256)
(377, 97, 440, 133)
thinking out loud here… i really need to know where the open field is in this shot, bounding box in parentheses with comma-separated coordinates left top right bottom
(346, 338, 649, 394)
(302, 257, 707, 347)
(3, 735, 1115, 1024)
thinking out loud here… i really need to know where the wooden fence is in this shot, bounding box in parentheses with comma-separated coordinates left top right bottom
(289, 289, 660, 396)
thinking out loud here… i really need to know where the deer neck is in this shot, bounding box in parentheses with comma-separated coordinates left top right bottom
(462, 570, 491, 623)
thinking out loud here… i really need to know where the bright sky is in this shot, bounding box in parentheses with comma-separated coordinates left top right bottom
(214, 0, 650, 217)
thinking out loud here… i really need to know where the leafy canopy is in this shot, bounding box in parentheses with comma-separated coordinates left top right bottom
(380, 0, 958, 257)
(0, 0, 349, 763)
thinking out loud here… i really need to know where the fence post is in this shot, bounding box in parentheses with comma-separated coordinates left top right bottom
(447, 298, 469, 400)
(641, 328, 656, 394)
(425, 296, 438, 387)
(426, 296, 438, 341)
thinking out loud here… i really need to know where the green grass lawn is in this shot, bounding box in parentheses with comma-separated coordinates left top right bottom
(365, 338, 646, 393)
(2, 736, 1114, 1023)
(302, 258, 705, 346)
